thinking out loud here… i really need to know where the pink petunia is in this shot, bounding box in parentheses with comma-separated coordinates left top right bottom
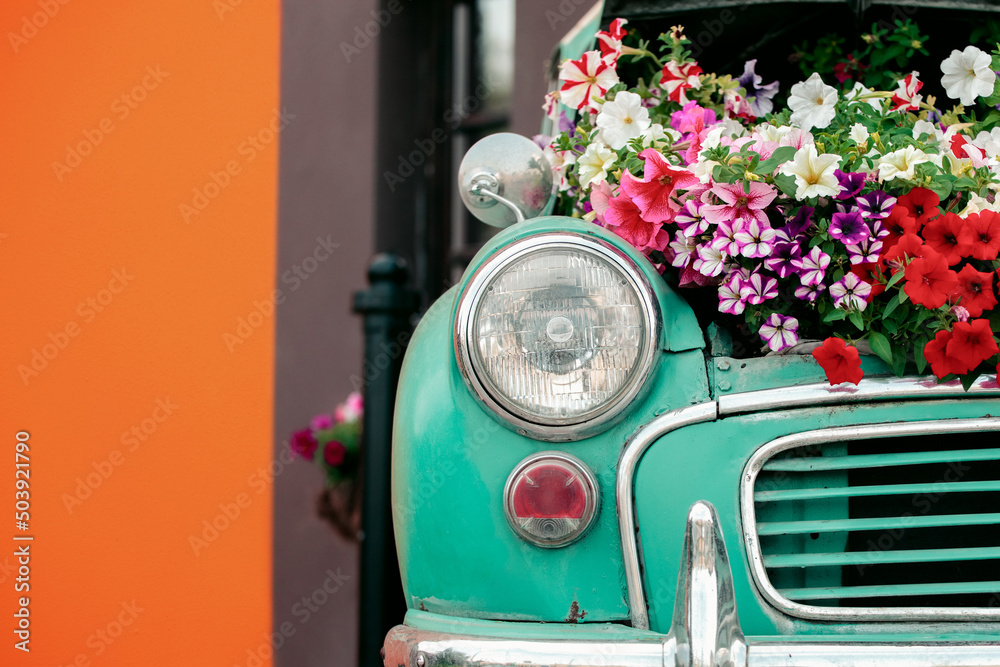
(605, 191, 657, 247)
(619, 149, 699, 223)
(740, 272, 779, 304)
(702, 181, 778, 227)
(734, 218, 777, 258)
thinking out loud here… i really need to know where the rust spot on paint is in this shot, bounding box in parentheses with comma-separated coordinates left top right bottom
(565, 600, 587, 623)
(418, 601, 428, 611)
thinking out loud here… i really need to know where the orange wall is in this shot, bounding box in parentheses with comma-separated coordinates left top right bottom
(0, 1, 279, 665)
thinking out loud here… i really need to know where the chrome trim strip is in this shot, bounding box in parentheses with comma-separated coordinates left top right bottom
(741, 418, 1000, 622)
(617, 402, 718, 630)
(746, 643, 1000, 667)
(454, 232, 661, 442)
(719, 375, 1000, 416)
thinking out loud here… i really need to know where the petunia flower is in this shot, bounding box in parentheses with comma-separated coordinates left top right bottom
(759, 313, 800, 352)
(702, 181, 777, 227)
(834, 170, 865, 200)
(559, 50, 620, 110)
(794, 246, 830, 286)
(849, 123, 870, 145)
(829, 210, 870, 245)
(588, 181, 614, 225)
(596, 91, 651, 149)
(830, 273, 872, 311)
(605, 191, 656, 247)
(596, 18, 628, 64)
(947, 319, 999, 372)
(951, 305, 971, 323)
(740, 272, 778, 304)
(640, 228, 671, 254)
(668, 229, 698, 267)
(940, 45, 997, 107)
(717, 276, 746, 315)
(922, 212, 972, 265)
(964, 211, 1000, 261)
(693, 244, 727, 277)
(674, 199, 709, 235)
(851, 263, 885, 300)
(794, 283, 825, 302)
(880, 205, 918, 249)
(880, 233, 927, 274)
(779, 144, 842, 200)
(784, 206, 815, 237)
(890, 71, 923, 112)
(577, 142, 617, 188)
(896, 187, 940, 227)
(660, 60, 702, 104)
(787, 73, 838, 131)
(710, 220, 743, 255)
(764, 240, 803, 278)
(324, 440, 347, 467)
(846, 236, 883, 264)
(812, 337, 864, 385)
(857, 190, 896, 221)
(737, 59, 779, 116)
(290, 429, 318, 459)
(924, 329, 969, 378)
(311, 414, 334, 431)
(952, 264, 998, 317)
(904, 247, 959, 308)
(734, 218, 777, 258)
(878, 145, 931, 182)
(619, 148, 699, 223)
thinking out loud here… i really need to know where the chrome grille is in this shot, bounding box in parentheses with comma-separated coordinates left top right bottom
(742, 419, 1000, 621)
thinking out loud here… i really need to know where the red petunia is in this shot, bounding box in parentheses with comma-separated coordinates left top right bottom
(947, 319, 999, 372)
(881, 206, 919, 250)
(923, 330, 969, 378)
(604, 191, 656, 247)
(896, 187, 941, 228)
(904, 246, 959, 309)
(964, 211, 1000, 261)
(952, 264, 998, 317)
(619, 148, 699, 223)
(851, 263, 885, 300)
(812, 337, 864, 386)
(921, 212, 972, 265)
(879, 232, 926, 274)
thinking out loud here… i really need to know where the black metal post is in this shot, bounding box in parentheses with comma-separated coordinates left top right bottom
(353, 254, 419, 667)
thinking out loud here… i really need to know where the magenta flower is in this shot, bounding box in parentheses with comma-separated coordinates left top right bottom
(734, 218, 777, 258)
(693, 245, 727, 277)
(710, 220, 743, 255)
(834, 170, 865, 200)
(605, 191, 657, 247)
(794, 283, 826, 302)
(740, 272, 779, 304)
(783, 206, 815, 237)
(794, 247, 830, 286)
(702, 181, 777, 227)
(846, 236, 883, 264)
(619, 149, 699, 223)
(290, 429, 318, 460)
(674, 199, 709, 235)
(718, 275, 746, 315)
(759, 313, 800, 352)
(323, 440, 347, 467)
(830, 273, 872, 311)
(829, 210, 869, 245)
(311, 414, 334, 431)
(764, 240, 803, 278)
(858, 190, 896, 220)
(334, 391, 364, 423)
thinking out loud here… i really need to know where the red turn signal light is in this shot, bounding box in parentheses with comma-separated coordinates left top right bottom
(504, 453, 598, 548)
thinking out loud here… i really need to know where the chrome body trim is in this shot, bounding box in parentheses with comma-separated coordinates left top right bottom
(454, 232, 660, 442)
(502, 451, 600, 548)
(617, 403, 719, 630)
(741, 418, 1000, 622)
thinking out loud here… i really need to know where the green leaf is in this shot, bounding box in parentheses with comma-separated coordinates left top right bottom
(891, 345, 907, 377)
(883, 319, 899, 334)
(755, 146, 797, 175)
(983, 78, 1000, 107)
(928, 176, 953, 200)
(885, 269, 906, 290)
(914, 337, 928, 374)
(953, 176, 978, 190)
(882, 292, 902, 319)
(961, 371, 982, 392)
(848, 310, 864, 331)
(773, 173, 798, 197)
(823, 309, 848, 323)
(868, 331, 893, 365)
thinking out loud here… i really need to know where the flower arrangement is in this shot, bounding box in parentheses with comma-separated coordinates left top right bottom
(542, 17, 1000, 388)
(290, 392, 363, 539)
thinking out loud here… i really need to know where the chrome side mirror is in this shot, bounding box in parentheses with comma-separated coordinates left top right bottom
(458, 133, 554, 228)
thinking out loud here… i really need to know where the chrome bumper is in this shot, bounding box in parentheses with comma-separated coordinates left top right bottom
(383, 502, 1000, 667)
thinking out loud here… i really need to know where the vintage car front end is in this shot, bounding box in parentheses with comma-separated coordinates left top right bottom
(383, 217, 1000, 666)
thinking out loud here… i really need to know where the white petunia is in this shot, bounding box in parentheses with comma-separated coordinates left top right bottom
(778, 144, 842, 200)
(544, 145, 576, 191)
(752, 122, 792, 144)
(912, 119, 955, 152)
(849, 123, 869, 145)
(576, 143, 617, 188)
(595, 91, 650, 150)
(845, 81, 883, 111)
(788, 73, 838, 130)
(639, 123, 680, 149)
(940, 45, 996, 106)
(972, 128, 1000, 159)
(877, 145, 931, 182)
(959, 193, 1000, 217)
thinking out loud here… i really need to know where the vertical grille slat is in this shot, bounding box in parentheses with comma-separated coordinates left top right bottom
(750, 427, 1000, 613)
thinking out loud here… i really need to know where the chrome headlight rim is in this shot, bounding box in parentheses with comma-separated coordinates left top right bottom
(454, 232, 660, 441)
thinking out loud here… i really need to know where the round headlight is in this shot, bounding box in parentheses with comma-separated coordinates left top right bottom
(455, 233, 658, 440)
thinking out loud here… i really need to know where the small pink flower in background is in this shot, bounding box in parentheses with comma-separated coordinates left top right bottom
(950, 305, 971, 322)
(335, 391, 363, 424)
(324, 441, 347, 467)
(702, 181, 777, 227)
(891, 72, 923, 112)
(311, 414, 334, 430)
(589, 181, 614, 225)
(759, 313, 800, 352)
(660, 60, 702, 104)
(559, 50, 620, 110)
(830, 273, 872, 311)
(290, 429, 318, 459)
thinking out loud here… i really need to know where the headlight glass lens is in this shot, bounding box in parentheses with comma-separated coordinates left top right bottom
(469, 244, 649, 424)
